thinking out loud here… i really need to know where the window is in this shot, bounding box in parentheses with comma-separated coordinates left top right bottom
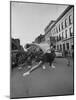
(69, 27, 72, 37)
(59, 24, 60, 32)
(71, 45, 74, 50)
(57, 45, 59, 50)
(54, 28, 55, 34)
(63, 44, 65, 51)
(61, 22, 64, 30)
(66, 43, 69, 50)
(69, 15, 72, 25)
(62, 32, 64, 39)
(65, 19, 67, 28)
(60, 44, 62, 51)
(57, 36, 59, 41)
(56, 27, 58, 33)
(65, 30, 67, 38)
(59, 34, 61, 41)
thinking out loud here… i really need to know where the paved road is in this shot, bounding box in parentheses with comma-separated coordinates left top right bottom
(10, 58, 74, 98)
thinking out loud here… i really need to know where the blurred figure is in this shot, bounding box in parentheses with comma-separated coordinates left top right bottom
(72, 45, 74, 60)
(23, 43, 56, 76)
(50, 45, 56, 68)
(66, 49, 70, 66)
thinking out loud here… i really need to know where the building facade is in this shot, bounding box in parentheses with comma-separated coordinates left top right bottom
(34, 34, 45, 44)
(11, 38, 24, 51)
(44, 20, 55, 44)
(44, 5, 74, 54)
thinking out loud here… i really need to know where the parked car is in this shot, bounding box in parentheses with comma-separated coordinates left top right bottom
(55, 50, 63, 57)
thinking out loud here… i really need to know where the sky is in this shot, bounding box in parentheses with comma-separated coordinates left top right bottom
(11, 2, 68, 46)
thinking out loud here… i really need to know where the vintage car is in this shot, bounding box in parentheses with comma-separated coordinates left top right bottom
(55, 50, 63, 57)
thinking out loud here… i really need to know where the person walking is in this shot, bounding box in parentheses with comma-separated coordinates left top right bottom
(72, 45, 74, 60)
(49, 45, 56, 68)
(66, 49, 70, 66)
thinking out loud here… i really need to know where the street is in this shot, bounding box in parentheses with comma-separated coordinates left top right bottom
(10, 57, 74, 98)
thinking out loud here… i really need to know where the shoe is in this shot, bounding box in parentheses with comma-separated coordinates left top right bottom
(42, 65, 46, 69)
(18, 67, 22, 69)
(67, 63, 70, 66)
(51, 65, 55, 69)
(28, 66, 31, 69)
(23, 71, 30, 77)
